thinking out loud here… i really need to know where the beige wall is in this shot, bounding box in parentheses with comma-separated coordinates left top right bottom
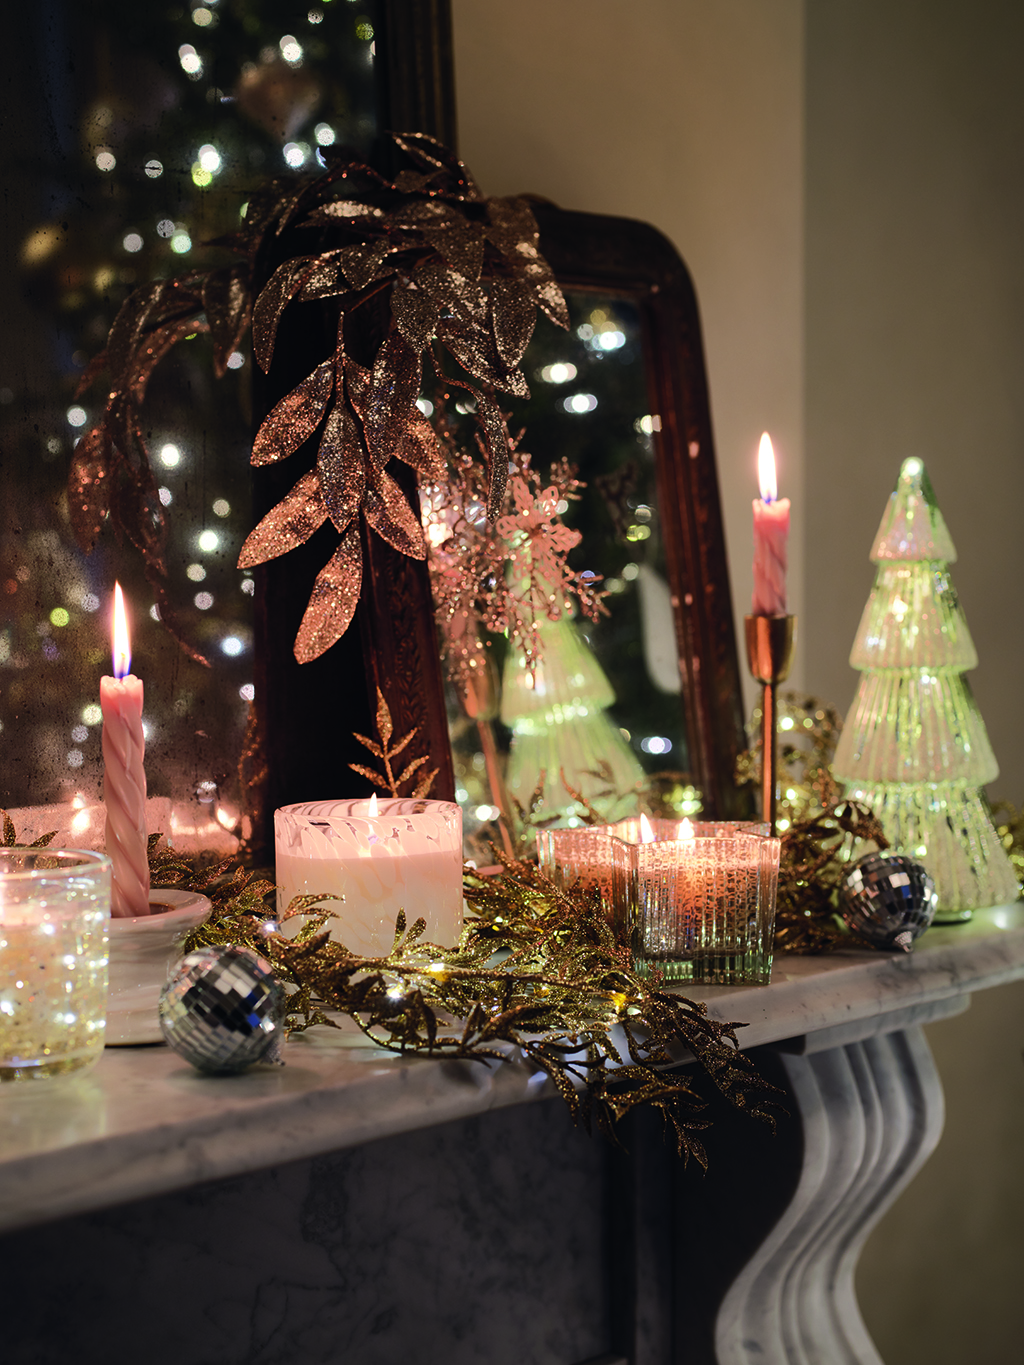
(805, 0, 1024, 795)
(453, 0, 806, 706)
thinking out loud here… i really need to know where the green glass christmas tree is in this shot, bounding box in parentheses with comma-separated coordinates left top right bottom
(500, 611, 645, 824)
(833, 457, 1019, 920)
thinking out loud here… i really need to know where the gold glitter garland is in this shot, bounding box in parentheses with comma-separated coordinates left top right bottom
(71, 134, 569, 665)
(163, 843, 781, 1167)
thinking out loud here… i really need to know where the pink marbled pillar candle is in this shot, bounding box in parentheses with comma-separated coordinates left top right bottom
(101, 583, 151, 917)
(751, 432, 790, 616)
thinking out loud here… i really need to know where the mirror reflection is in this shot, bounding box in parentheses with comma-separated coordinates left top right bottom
(0, 1, 380, 834)
(439, 290, 700, 860)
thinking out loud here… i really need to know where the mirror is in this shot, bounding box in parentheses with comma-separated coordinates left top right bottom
(0, 0, 455, 850)
(443, 204, 753, 855)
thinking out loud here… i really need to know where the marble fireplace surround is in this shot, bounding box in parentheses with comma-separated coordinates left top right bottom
(2, 905, 1023, 1365)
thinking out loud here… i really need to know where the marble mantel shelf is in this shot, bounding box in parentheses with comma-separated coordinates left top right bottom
(2, 904, 1023, 1238)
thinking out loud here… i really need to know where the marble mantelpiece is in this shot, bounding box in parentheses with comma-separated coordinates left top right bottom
(2, 905, 1022, 1238)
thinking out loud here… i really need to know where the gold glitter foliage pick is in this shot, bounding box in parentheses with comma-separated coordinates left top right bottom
(74, 134, 569, 665)
(772, 799, 891, 953)
(349, 687, 438, 798)
(178, 842, 782, 1168)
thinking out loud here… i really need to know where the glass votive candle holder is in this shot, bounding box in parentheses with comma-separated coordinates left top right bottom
(0, 848, 111, 1081)
(275, 798, 464, 957)
(538, 819, 780, 985)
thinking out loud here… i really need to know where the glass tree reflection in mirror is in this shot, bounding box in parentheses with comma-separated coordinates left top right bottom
(441, 290, 701, 860)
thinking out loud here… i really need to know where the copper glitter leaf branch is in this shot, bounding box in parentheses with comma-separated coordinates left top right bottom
(241, 137, 568, 662)
(72, 135, 567, 666)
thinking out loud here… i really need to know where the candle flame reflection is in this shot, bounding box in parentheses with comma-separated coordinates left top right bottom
(758, 432, 777, 504)
(639, 813, 655, 844)
(368, 792, 379, 817)
(680, 817, 695, 840)
(111, 581, 131, 679)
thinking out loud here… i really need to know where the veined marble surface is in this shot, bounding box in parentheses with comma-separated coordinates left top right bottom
(1, 904, 1022, 1235)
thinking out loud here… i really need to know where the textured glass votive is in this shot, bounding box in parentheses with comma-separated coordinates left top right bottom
(539, 819, 780, 985)
(0, 848, 111, 1081)
(535, 825, 634, 923)
(275, 799, 464, 957)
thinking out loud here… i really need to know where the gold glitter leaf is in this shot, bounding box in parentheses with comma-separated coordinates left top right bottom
(251, 359, 334, 467)
(363, 331, 422, 469)
(490, 277, 537, 369)
(396, 755, 429, 786)
(338, 241, 394, 290)
(317, 400, 367, 533)
(309, 200, 385, 221)
(375, 687, 393, 746)
(391, 281, 440, 352)
(130, 316, 208, 405)
(386, 199, 460, 229)
(349, 761, 391, 789)
(297, 257, 347, 303)
(414, 262, 486, 326)
(293, 523, 363, 663)
(395, 418, 444, 481)
(352, 733, 384, 760)
(394, 169, 444, 194)
(237, 469, 328, 569)
(391, 132, 484, 201)
(105, 280, 170, 384)
(67, 425, 111, 554)
(202, 264, 251, 378)
(365, 468, 427, 559)
(439, 318, 530, 400)
(423, 221, 485, 281)
(523, 258, 572, 331)
(252, 256, 319, 373)
(476, 393, 512, 517)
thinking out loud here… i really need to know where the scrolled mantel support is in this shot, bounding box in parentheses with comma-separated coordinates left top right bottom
(713, 1009, 955, 1365)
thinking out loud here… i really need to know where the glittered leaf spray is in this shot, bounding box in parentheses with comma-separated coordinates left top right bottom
(70, 135, 569, 664)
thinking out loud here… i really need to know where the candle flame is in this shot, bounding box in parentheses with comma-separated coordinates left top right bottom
(111, 582, 131, 679)
(680, 817, 695, 840)
(758, 432, 777, 504)
(639, 812, 656, 844)
(368, 792, 379, 817)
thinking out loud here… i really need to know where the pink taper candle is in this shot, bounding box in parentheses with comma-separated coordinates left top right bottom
(751, 432, 790, 616)
(101, 583, 151, 917)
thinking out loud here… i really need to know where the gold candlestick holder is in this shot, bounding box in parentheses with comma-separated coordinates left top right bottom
(744, 615, 796, 836)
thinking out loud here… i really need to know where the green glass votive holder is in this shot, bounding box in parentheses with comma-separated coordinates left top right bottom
(0, 848, 111, 1081)
(538, 819, 781, 985)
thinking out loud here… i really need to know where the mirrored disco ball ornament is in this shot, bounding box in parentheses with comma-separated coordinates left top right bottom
(159, 945, 286, 1073)
(840, 853, 938, 951)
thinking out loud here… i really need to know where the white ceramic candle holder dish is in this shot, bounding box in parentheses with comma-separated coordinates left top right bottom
(106, 890, 211, 1045)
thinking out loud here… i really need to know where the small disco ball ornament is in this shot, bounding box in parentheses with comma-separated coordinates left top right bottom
(159, 944, 286, 1074)
(840, 853, 938, 951)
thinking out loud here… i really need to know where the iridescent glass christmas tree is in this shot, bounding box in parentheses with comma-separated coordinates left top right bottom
(500, 609, 645, 823)
(833, 458, 1019, 919)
